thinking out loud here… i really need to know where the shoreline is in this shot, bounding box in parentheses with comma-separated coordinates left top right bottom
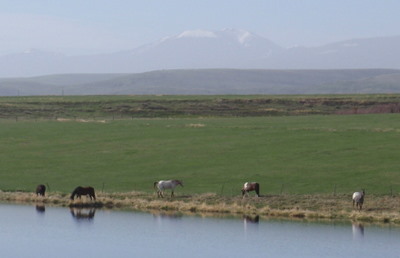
(1, 191, 399, 225)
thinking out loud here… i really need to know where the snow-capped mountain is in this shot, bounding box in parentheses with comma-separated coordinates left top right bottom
(116, 28, 282, 72)
(0, 29, 399, 77)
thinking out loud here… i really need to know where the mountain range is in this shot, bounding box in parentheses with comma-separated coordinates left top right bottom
(0, 29, 400, 95)
(0, 29, 400, 78)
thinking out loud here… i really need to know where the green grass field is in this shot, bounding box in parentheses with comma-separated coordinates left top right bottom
(1, 112, 399, 196)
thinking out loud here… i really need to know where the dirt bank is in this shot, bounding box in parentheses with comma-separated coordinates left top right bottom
(1, 191, 399, 225)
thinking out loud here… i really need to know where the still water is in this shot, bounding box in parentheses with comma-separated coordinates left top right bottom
(0, 203, 399, 258)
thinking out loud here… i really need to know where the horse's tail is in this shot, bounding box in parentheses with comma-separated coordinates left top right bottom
(255, 183, 260, 197)
(359, 190, 365, 204)
(153, 181, 159, 189)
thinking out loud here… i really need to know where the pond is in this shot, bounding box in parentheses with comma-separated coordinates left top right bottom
(0, 203, 399, 257)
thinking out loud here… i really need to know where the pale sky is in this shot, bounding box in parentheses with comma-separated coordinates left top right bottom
(0, 0, 399, 55)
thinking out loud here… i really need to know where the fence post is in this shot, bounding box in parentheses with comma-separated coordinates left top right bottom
(333, 184, 337, 196)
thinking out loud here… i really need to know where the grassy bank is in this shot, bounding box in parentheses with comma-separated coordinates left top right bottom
(2, 191, 400, 224)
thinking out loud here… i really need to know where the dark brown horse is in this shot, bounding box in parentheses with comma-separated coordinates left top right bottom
(70, 186, 96, 200)
(36, 184, 46, 196)
(241, 182, 260, 197)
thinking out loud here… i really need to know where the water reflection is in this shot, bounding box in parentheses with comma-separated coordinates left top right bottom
(243, 215, 259, 240)
(35, 204, 45, 213)
(243, 215, 260, 224)
(352, 222, 364, 239)
(152, 211, 183, 220)
(70, 207, 96, 221)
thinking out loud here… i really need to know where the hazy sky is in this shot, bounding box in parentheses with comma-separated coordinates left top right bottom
(1, 0, 399, 55)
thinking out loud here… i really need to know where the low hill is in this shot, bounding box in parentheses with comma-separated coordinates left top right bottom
(0, 69, 399, 96)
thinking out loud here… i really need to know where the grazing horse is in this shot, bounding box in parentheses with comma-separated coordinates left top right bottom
(241, 182, 260, 197)
(352, 189, 365, 211)
(70, 186, 96, 201)
(36, 184, 46, 196)
(154, 180, 183, 198)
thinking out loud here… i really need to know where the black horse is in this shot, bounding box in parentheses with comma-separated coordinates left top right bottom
(36, 184, 46, 196)
(70, 186, 96, 201)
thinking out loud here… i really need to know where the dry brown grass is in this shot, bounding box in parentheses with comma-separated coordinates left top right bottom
(1, 191, 399, 224)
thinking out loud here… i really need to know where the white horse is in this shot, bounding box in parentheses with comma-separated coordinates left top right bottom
(352, 189, 365, 211)
(154, 180, 183, 198)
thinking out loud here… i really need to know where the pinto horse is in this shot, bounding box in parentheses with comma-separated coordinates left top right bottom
(154, 180, 183, 198)
(36, 184, 46, 196)
(70, 186, 96, 201)
(241, 182, 260, 197)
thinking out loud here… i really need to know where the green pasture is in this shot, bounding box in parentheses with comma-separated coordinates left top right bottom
(0, 113, 399, 195)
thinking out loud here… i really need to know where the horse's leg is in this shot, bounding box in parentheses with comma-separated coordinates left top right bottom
(171, 190, 174, 197)
(242, 191, 248, 198)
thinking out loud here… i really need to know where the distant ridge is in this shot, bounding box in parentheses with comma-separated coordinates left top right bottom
(0, 29, 399, 78)
(0, 69, 399, 96)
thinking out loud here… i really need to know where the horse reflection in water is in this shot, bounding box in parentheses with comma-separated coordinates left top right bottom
(153, 211, 182, 228)
(243, 215, 260, 224)
(352, 222, 364, 239)
(154, 180, 183, 198)
(70, 186, 96, 201)
(243, 215, 260, 239)
(35, 204, 46, 213)
(70, 207, 96, 221)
